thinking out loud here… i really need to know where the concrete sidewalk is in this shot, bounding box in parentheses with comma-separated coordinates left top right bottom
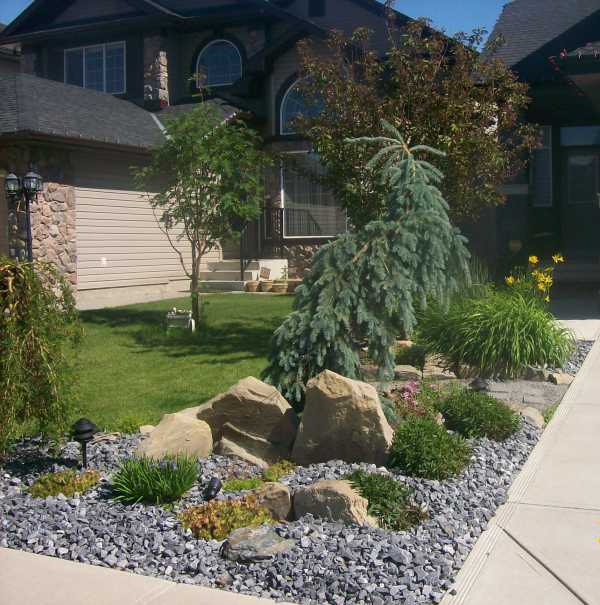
(0, 547, 291, 605)
(441, 329, 600, 605)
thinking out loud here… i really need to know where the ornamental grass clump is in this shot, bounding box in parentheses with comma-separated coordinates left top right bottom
(0, 259, 81, 454)
(346, 470, 426, 531)
(263, 460, 296, 482)
(179, 495, 275, 540)
(435, 389, 520, 441)
(388, 417, 472, 480)
(29, 469, 101, 498)
(111, 455, 198, 505)
(418, 290, 575, 379)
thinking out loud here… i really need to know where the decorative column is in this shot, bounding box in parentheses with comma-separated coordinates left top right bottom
(143, 34, 170, 109)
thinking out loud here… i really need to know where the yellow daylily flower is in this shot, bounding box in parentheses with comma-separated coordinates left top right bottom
(552, 253, 565, 264)
(528, 255, 539, 265)
(505, 275, 515, 286)
(544, 296, 550, 303)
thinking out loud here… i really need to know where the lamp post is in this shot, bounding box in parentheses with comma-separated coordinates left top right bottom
(72, 418, 99, 469)
(4, 170, 43, 262)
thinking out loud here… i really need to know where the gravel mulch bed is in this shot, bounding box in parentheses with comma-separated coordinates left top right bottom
(562, 340, 594, 375)
(0, 421, 539, 605)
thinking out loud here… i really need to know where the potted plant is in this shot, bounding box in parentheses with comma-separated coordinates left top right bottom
(271, 268, 289, 294)
(246, 280, 259, 293)
(259, 279, 273, 292)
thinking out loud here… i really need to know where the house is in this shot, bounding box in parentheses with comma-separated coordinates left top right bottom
(490, 0, 600, 280)
(0, 24, 20, 74)
(0, 0, 404, 308)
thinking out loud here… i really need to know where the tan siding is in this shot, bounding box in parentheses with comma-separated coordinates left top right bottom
(72, 151, 221, 293)
(0, 186, 8, 256)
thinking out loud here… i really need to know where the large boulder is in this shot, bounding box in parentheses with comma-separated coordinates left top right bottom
(292, 370, 393, 466)
(137, 412, 212, 459)
(197, 377, 299, 464)
(293, 480, 378, 527)
(253, 482, 292, 521)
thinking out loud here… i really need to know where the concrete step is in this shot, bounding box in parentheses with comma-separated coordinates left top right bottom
(207, 260, 260, 271)
(200, 270, 255, 281)
(198, 280, 246, 292)
(555, 263, 600, 284)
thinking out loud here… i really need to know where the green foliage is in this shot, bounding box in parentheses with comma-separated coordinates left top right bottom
(435, 389, 520, 441)
(222, 477, 264, 492)
(388, 417, 472, 480)
(134, 103, 272, 325)
(346, 470, 426, 530)
(113, 415, 146, 435)
(263, 123, 470, 408)
(544, 405, 558, 425)
(395, 345, 428, 373)
(111, 455, 198, 504)
(418, 290, 575, 379)
(0, 258, 81, 453)
(380, 396, 400, 427)
(179, 495, 275, 540)
(296, 22, 536, 228)
(29, 469, 100, 498)
(263, 460, 296, 482)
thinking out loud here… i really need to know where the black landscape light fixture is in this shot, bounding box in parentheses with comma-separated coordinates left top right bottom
(470, 377, 490, 393)
(203, 477, 222, 501)
(4, 169, 43, 262)
(72, 418, 99, 468)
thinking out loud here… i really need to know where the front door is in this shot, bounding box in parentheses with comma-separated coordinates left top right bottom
(562, 149, 600, 260)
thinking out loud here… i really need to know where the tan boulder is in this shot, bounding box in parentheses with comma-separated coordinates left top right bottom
(214, 424, 291, 468)
(139, 425, 155, 436)
(197, 377, 298, 448)
(521, 406, 546, 429)
(254, 482, 292, 521)
(137, 412, 213, 459)
(549, 372, 574, 386)
(292, 370, 393, 466)
(293, 480, 377, 527)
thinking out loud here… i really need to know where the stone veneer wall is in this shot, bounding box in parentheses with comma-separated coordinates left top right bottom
(144, 35, 169, 108)
(7, 183, 77, 288)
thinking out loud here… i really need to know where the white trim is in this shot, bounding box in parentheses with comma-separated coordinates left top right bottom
(196, 39, 242, 88)
(64, 41, 126, 95)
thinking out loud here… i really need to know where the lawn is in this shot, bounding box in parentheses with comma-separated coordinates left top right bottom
(74, 294, 294, 432)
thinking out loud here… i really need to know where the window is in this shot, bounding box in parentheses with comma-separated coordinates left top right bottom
(531, 125, 553, 208)
(561, 126, 600, 147)
(280, 79, 323, 135)
(197, 40, 242, 87)
(64, 42, 126, 94)
(309, 0, 326, 17)
(567, 154, 598, 205)
(281, 152, 346, 237)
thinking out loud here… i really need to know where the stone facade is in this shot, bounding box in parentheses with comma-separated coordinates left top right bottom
(7, 183, 77, 288)
(282, 243, 320, 278)
(143, 35, 169, 109)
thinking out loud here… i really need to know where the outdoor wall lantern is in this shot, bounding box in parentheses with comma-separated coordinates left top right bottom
(4, 169, 43, 262)
(203, 477, 222, 501)
(72, 418, 99, 468)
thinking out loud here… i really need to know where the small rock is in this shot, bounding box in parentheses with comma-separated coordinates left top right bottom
(139, 425, 155, 435)
(548, 372, 574, 386)
(220, 526, 295, 563)
(520, 406, 545, 429)
(253, 482, 292, 521)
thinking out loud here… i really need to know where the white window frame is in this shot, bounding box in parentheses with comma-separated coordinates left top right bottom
(196, 39, 242, 88)
(64, 41, 127, 95)
(280, 79, 302, 136)
(280, 151, 345, 239)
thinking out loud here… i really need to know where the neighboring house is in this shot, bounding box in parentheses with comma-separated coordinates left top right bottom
(490, 0, 600, 279)
(0, 24, 20, 74)
(0, 0, 405, 307)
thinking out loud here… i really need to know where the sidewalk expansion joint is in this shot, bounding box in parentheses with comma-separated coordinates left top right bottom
(512, 501, 600, 513)
(501, 527, 590, 605)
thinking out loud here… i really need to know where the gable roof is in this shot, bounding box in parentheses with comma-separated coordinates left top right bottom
(0, 73, 165, 150)
(489, 0, 600, 68)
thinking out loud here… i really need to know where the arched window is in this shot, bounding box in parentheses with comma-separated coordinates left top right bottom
(280, 79, 322, 135)
(196, 40, 242, 87)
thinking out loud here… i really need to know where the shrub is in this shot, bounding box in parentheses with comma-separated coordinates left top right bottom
(544, 405, 558, 425)
(29, 469, 101, 498)
(418, 290, 575, 379)
(111, 455, 198, 504)
(0, 259, 81, 453)
(435, 389, 520, 441)
(388, 417, 472, 480)
(346, 470, 426, 530)
(263, 460, 296, 482)
(222, 477, 264, 492)
(395, 345, 428, 374)
(179, 495, 275, 540)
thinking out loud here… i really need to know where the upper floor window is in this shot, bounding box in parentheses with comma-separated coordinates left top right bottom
(197, 40, 242, 87)
(64, 41, 126, 94)
(280, 79, 322, 136)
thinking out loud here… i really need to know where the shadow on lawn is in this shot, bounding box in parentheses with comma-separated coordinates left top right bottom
(81, 303, 285, 362)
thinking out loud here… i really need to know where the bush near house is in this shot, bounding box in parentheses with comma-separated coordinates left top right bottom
(0, 259, 81, 454)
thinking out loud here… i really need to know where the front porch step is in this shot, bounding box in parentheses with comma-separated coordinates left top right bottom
(207, 260, 260, 271)
(555, 262, 600, 284)
(200, 270, 255, 281)
(199, 280, 246, 292)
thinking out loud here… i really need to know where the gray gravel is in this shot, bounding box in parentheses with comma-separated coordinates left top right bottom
(0, 422, 539, 604)
(562, 340, 594, 375)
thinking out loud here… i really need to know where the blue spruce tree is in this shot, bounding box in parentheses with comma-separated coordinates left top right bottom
(263, 121, 470, 409)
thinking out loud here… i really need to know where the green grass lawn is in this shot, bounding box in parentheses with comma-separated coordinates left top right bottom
(74, 294, 294, 432)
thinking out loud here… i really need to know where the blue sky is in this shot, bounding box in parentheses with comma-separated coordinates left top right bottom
(0, 1, 507, 35)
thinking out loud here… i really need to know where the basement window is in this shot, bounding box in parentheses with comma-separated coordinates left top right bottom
(64, 41, 126, 95)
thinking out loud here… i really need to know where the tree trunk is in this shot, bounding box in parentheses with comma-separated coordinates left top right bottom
(191, 245, 201, 328)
